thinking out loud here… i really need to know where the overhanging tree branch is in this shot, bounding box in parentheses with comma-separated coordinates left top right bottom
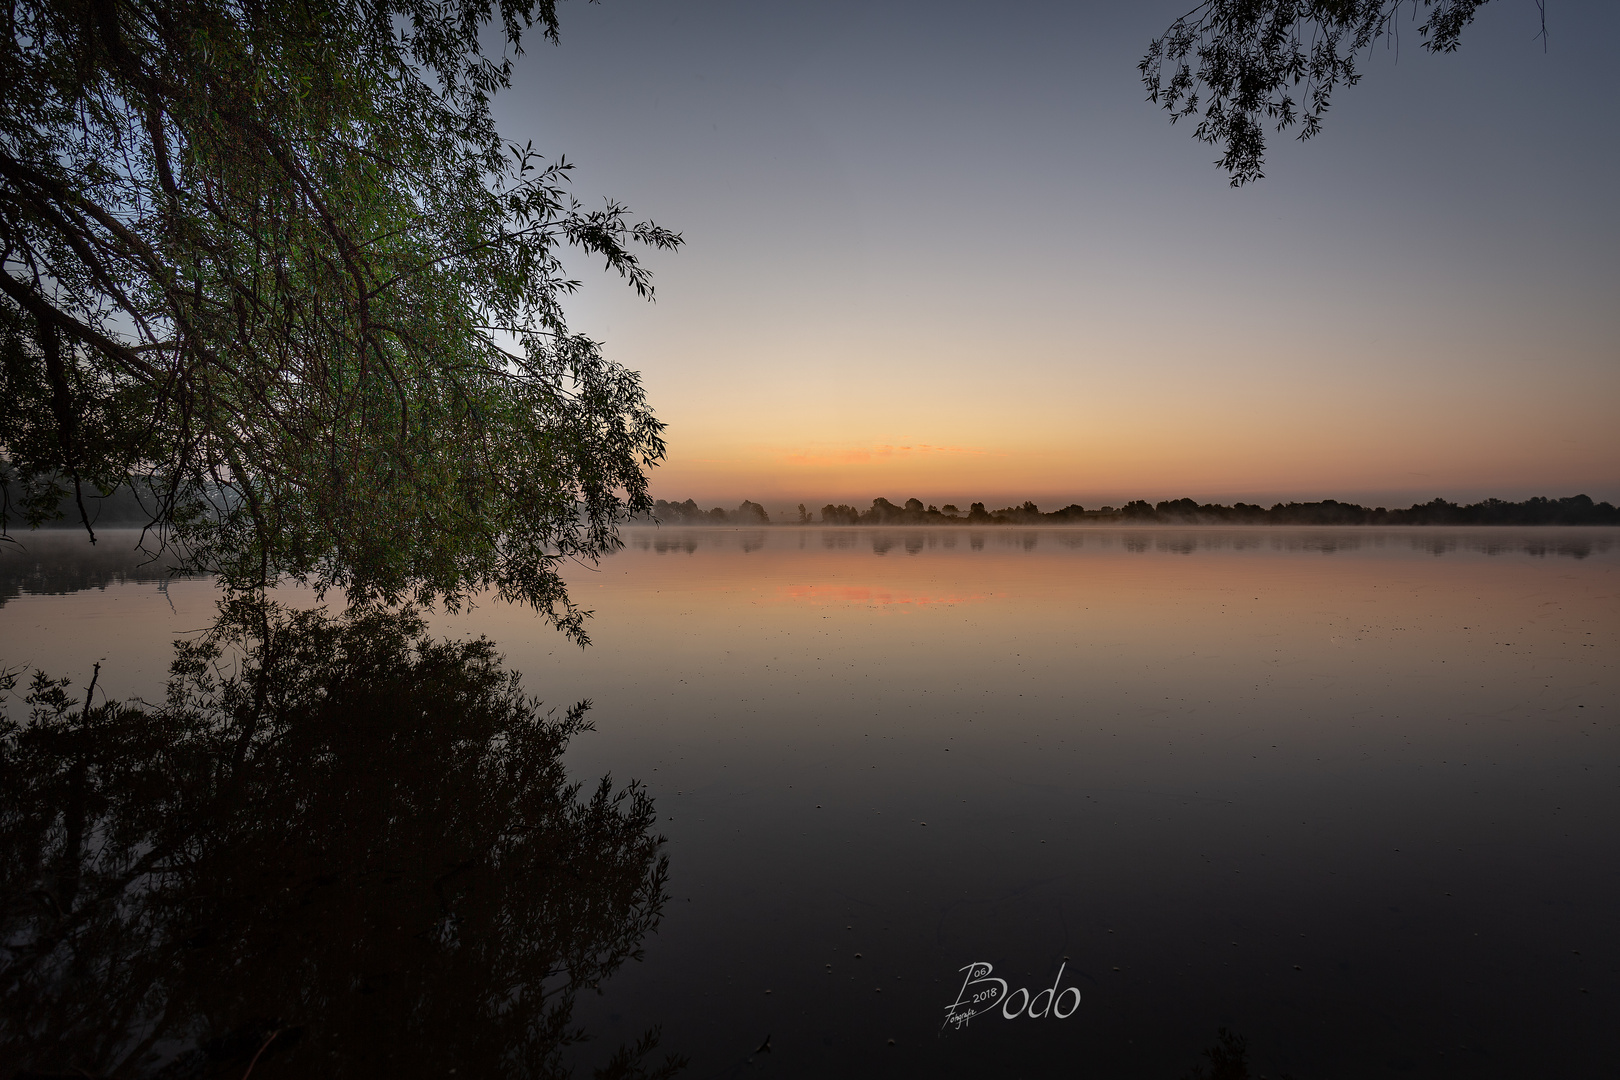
(1142, 0, 1499, 184)
(0, 0, 680, 641)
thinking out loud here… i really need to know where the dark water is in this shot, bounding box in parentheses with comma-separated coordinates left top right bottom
(2, 527, 1617, 1078)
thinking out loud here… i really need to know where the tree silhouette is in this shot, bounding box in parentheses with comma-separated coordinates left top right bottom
(1142, 0, 1506, 184)
(0, 0, 677, 641)
(1182, 1027, 1251, 1080)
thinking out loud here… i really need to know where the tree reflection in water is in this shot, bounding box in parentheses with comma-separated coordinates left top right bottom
(0, 601, 679, 1079)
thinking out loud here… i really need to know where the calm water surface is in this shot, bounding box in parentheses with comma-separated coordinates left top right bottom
(2, 527, 1616, 1078)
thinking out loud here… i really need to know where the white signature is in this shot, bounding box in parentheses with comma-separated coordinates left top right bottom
(943, 960, 1081, 1030)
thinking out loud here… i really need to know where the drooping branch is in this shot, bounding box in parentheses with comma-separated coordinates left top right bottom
(1142, 0, 1496, 184)
(0, 0, 680, 639)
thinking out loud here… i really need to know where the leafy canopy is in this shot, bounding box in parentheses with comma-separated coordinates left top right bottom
(0, 0, 679, 641)
(1141, 0, 1501, 184)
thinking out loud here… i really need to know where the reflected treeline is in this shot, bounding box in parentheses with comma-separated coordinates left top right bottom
(0, 530, 185, 608)
(630, 529, 770, 556)
(6, 528, 1611, 604)
(0, 602, 679, 1079)
(626, 526, 1616, 560)
(816, 494, 1620, 526)
(1181, 1028, 1270, 1080)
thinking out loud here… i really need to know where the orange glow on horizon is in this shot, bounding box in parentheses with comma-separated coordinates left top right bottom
(641, 359, 1620, 508)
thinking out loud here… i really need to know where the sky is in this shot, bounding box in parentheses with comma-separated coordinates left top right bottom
(494, 0, 1619, 513)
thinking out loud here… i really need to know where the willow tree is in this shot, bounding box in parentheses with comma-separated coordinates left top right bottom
(1141, 0, 1516, 184)
(0, 0, 677, 641)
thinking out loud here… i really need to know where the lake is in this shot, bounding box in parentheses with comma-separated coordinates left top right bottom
(2, 526, 1616, 1078)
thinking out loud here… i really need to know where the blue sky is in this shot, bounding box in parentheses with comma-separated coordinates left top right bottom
(493, 0, 1618, 509)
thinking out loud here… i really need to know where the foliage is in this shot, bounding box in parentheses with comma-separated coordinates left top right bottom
(0, 600, 679, 1078)
(1182, 1026, 1251, 1080)
(0, 0, 680, 641)
(648, 498, 770, 525)
(1141, 0, 1497, 184)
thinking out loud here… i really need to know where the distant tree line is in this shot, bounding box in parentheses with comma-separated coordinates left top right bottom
(17, 486, 1615, 532)
(807, 494, 1618, 526)
(645, 499, 771, 525)
(0, 475, 158, 530)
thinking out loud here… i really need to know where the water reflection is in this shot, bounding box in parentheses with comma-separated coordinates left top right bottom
(4, 527, 1612, 611)
(0, 602, 676, 1079)
(0, 530, 185, 607)
(4, 526, 1618, 1076)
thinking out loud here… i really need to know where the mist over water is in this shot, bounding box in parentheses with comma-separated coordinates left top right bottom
(624, 524, 1618, 560)
(2, 527, 1617, 1076)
